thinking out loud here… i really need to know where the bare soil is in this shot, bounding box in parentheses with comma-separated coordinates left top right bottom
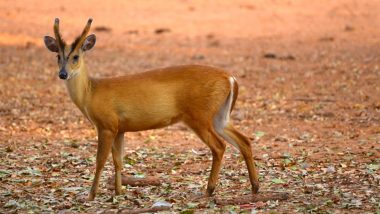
(0, 0, 379, 213)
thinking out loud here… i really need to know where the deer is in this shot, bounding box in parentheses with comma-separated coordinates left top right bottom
(43, 18, 260, 201)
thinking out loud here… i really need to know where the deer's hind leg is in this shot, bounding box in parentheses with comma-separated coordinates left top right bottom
(185, 119, 226, 196)
(213, 76, 260, 193)
(218, 124, 260, 193)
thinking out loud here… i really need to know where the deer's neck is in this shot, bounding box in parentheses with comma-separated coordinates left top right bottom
(64, 64, 92, 113)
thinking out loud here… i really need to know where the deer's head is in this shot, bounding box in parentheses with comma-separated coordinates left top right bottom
(44, 18, 96, 80)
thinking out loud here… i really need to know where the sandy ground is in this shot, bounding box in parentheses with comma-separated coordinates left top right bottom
(0, 0, 379, 213)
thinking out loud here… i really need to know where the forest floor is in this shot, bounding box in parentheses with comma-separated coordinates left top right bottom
(0, 0, 379, 213)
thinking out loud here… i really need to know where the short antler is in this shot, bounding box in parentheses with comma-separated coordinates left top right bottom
(81, 18, 93, 39)
(53, 18, 65, 50)
(71, 18, 93, 52)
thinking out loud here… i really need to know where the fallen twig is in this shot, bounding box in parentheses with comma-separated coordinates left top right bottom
(122, 176, 161, 186)
(215, 192, 289, 205)
(119, 206, 171, 214)
(108, 175, 162, 188)
(254, 154, 290, 161)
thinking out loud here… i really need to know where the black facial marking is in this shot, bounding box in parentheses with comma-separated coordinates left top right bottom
(71, 36, 82, 52)
(56, 33, 66, 51)
(73, 55, 79, 63)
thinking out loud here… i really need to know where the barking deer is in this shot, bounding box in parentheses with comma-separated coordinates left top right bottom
(43, 18, 259, 201)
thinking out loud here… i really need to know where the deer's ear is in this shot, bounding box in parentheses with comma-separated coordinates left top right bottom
(82, 34, 96, 51)
(44, 36, 59, 52)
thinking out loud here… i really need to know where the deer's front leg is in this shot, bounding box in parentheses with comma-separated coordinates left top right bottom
(112, 133, 124, 195)
(88, 129, 115, 201)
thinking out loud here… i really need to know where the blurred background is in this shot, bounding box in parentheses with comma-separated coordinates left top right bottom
(1, 0, 379, 47)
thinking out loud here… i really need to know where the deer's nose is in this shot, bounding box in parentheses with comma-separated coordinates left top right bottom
(59, 69, 68, 80)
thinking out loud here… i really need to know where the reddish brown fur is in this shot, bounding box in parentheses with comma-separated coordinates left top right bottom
(88, 66, 230, 132)
(44, 19, 259, 201)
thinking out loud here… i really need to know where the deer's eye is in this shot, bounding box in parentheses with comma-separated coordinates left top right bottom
(73, 55, 79, 63)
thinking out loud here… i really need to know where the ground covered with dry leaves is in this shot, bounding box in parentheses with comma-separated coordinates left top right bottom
(0, 0, 379, 213)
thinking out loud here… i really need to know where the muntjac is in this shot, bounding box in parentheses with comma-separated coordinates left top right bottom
(43, 18, 259, 201)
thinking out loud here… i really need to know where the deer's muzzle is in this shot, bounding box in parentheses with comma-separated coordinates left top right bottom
(59, 68, 68, 80)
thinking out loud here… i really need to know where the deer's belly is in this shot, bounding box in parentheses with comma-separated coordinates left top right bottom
(117, 110, 182, 132)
